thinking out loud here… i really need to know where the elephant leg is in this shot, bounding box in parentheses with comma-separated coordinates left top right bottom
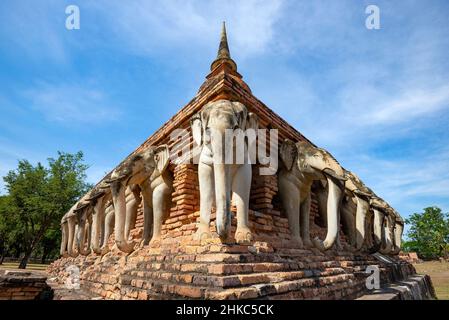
(149, 183, 171, 246)
(340, 203, 356, 249)
(392, 223, 403, 254)
(194, 163, 214, 241)
(373, 209, 384, 248)
(125, 190, 140, 240)
(380, 218, 393, 254)
(232, 164, 253, 244)
(86, 219, 92, 252)
(278, 176, 302, 247)
(67, 217, 78, 257)
(77, 218, 90, 256)
(91, 199, 104, 254)
(300, 193, 313, 248)
(141, 183, 153, 246)
(60, 222, 69, 257)
(355, 197, 369, 251)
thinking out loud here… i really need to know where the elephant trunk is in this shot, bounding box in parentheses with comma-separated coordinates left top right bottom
(112, 182, 136, 253)
(313, 176, 343, 251)
(355, 196, 369, 251)
(214, 162, 232, 240)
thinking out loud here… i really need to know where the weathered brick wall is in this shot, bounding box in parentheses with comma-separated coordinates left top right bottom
(0, 270, 53, 300)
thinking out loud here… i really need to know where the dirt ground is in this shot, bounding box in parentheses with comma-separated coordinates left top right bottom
(414, 261, 449, 300)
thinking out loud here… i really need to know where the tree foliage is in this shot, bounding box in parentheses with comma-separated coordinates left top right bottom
(0, 151, 91, 268)
(405, 206, 449, 260)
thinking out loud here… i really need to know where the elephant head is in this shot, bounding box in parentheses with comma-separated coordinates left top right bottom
(106, 145, 170, 253)
(279, 140, 346, 250)
(191, 99, 258, 241)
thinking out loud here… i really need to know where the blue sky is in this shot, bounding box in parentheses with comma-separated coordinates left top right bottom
(1, 0, 448, 229)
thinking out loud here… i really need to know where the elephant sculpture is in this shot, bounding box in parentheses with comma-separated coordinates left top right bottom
(368, 197, 401, 255)
(279, 139, 346, 250)
(105, 145, 172, 253)
(191, 99, 259, 243)
(73, 202, 92, 256)
(339, 171, 374, 251)
(60, 200, 91, 257)
(85, 184, 115, 255)
(60, 205, 75, 257)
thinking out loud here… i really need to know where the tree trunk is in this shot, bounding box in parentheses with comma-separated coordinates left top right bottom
(19, 251, 32, 269)
(0, 252, 5, 265)
(41, 251, 47, 264)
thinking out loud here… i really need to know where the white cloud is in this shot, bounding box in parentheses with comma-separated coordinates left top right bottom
(362, 85, 449, 125)
(23, 82, 122, 124)
(88, 0, 284, 58)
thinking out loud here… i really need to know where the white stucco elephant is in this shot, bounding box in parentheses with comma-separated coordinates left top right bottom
(191, 99, 259, 243)
(60, 200, 91, 257)
(106, 145, 173, 253)
(278, 139, 346, 250)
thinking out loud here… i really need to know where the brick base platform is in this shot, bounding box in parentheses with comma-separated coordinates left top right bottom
(47, 237, 432, 300)
(0, 270, 53, 300)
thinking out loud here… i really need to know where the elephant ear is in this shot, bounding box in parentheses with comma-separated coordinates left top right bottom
(246, 112, 259, 131)
(280, 139, 297, 171)
(190, 113, 202, 146)
(154, 145, 170, 173)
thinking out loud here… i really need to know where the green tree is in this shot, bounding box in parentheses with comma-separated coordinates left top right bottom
(2, 151, 91, 268)
(0, 195, 14, 264)
(405, 206, 449, 260)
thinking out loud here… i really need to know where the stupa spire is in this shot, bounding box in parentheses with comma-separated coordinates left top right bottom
(210, 21, 237, 72)
(217, 21, 231, 60)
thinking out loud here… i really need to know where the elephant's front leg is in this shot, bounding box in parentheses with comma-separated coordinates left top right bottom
(149, 182, 171, 246)
(194, 162, 214, 241)
(67, 217, 78, 257)
(300, 193, 313, 248)
(125, 186, 141, 240)
(141, 183, 153, 246)
(279, 176, 302, 247)
(232, 164, 253, 244)
(60, 222, 69, 257)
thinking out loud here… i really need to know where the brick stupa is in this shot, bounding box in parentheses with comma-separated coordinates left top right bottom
(48, 23, 434, 300)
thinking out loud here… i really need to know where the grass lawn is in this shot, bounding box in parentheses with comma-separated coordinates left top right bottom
(414, 261, 449, 300)
(0, 262, 49, 272)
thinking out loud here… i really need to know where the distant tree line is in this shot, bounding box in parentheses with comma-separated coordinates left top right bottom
(0, 151, 91, 268)
(403, 206, 449, 260)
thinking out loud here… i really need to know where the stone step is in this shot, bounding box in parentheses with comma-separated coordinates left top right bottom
(120, 270, 355, 300)
(122, 266, 347, 290)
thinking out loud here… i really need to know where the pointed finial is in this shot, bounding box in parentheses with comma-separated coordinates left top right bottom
(217, 21, 231, 60)
(210, 21, 237, 72)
